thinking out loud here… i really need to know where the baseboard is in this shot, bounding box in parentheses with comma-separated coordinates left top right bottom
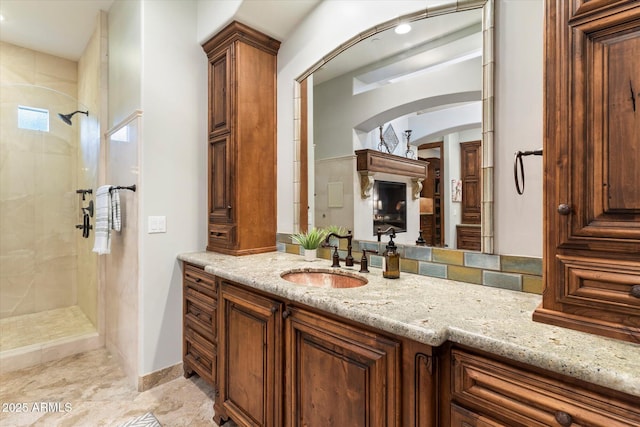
(137, 362, 184, 392)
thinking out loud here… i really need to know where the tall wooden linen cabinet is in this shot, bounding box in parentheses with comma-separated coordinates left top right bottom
(533, 1, 640, 343)
(202, 22, 280, 255)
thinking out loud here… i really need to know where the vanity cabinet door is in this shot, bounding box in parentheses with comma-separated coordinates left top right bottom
(284, 306, 401, 427)
(217, 280, 283, 427)
(208, 47, 231, 138)
(536, 0, 640, 342)
(208, 133, 233, 224)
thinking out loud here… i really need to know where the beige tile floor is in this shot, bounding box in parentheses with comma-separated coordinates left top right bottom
(0, 306, 96, 352)
(0, 348, 225, 426)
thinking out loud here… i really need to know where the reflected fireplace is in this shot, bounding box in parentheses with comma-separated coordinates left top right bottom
(373, 180, 406, 235)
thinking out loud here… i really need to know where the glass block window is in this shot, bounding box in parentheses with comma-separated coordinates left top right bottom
(18, 106, 49, 131)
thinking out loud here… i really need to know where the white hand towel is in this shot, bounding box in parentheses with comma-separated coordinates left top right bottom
(111, 189, 121, 232)
(93, 185, 112, 254)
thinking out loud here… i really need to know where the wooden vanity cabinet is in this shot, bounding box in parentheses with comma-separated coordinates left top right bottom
(182, 263, 218, 386)
(445, 347, 640, 427)
(534, 1, 640, 342)
(216, 280, 283, 427)
(202, 22, 280, 256)
(215, 279, 437, 427)
(284, 306, 401, 427)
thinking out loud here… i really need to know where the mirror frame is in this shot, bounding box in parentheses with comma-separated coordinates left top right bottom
(293, 0, 494, 253)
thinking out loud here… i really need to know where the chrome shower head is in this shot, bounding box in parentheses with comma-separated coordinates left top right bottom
(58, 110, 88, 125)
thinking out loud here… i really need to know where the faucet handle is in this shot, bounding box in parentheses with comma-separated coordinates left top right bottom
(359, 249, 378, 273)
(331, 246, 341, 267)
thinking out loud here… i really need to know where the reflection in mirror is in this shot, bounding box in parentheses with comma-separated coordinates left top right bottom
(295, 0, 494, 253)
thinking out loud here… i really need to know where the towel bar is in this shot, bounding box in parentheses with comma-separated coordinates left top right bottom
(109, 184, 136, 192)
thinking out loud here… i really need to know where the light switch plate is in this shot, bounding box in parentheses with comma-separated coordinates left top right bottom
(148, 216, 166, 233)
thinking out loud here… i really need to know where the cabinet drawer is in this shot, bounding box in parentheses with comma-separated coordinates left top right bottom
(184, 264, 217, 300)
(185, 295, 216, 342)
(451, 349, 640, 427)
(208, 223, 236, 248)
(556, 255, 640, 316)
(184, 327, 216, 385)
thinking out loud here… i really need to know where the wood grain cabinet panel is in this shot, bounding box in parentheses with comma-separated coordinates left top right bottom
(450, 403, 506, 427)
(216, 281, 283, 427)
(209, 48, 230, 137)
(450, 348, 640, 427)
(535, 0, 640, 343)
(456, 225, 481, 251)
(284, 307, 401, 427)
(213, 279, 436, 427)
(460, 141, 481, 225)
(203, 22, 280, 255)
(182, 264, 218, 387)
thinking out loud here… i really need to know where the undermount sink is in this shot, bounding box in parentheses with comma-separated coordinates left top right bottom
(280, 268, 368, 288)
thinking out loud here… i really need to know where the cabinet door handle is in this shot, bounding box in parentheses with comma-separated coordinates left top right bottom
(195, 278, 202, 283)
(557, 204, 571, 215)
(282, 309, 291, 319)
(631, 285, 640, 298)
(554, 410, 573, 426)
(270, 306, 278, 315)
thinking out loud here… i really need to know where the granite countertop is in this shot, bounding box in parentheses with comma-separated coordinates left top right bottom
(178, 251, 640, 397)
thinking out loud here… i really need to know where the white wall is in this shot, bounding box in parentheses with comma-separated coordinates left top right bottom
(314, 57, 481, 159)
(108, 0, 207, 380)
(139, 0, 207, 376)
(494, 0, 543, 257)
(108, 0, 142, 127)
(278, 0, 544, 257)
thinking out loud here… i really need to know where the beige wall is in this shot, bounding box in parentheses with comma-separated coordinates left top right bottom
(76, 12, 108, 328)
(0, 41, 80, 318)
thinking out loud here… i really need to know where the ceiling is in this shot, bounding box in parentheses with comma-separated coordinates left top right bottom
(0, 0, 320, 61)
(312, 9, 482, 86)
(0, 0, 115, 61)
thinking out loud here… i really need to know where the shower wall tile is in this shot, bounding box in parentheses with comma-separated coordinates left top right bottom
(0, 197, 36, 252)
(34, 51, 77, 99)
(76, 11, 107, 329)
(0, 42, 36, 84)
(0, 150, 37, 199)
(0, 274, 36, 318)
(1, 40, 80, 319)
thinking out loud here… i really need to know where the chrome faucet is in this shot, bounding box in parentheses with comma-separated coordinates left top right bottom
(322, 230, 354, 267)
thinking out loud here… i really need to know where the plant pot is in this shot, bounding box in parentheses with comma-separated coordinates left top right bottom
(303, 248, 317, 262)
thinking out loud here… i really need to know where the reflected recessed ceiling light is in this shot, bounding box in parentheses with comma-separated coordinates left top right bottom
(395, 23, 411, 35)
(0, 15, 5, 22)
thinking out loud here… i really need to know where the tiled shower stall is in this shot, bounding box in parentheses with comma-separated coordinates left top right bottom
(0, 16, 105, 370)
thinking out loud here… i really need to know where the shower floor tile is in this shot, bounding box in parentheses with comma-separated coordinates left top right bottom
(0, 306, 95, 352)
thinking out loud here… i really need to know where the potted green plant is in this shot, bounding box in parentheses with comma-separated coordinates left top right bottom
(291, 227, 328, 261)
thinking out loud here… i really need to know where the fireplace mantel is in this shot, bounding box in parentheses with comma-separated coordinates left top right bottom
(355, 149, 428, 199)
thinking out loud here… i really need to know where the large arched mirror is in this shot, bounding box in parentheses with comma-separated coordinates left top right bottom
(293, 0, 494, 253)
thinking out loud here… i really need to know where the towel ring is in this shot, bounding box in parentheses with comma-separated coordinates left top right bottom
(514, 149, 543, 195)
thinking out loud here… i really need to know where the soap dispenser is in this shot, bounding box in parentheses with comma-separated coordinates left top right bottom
(382, 230, 400, 279)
